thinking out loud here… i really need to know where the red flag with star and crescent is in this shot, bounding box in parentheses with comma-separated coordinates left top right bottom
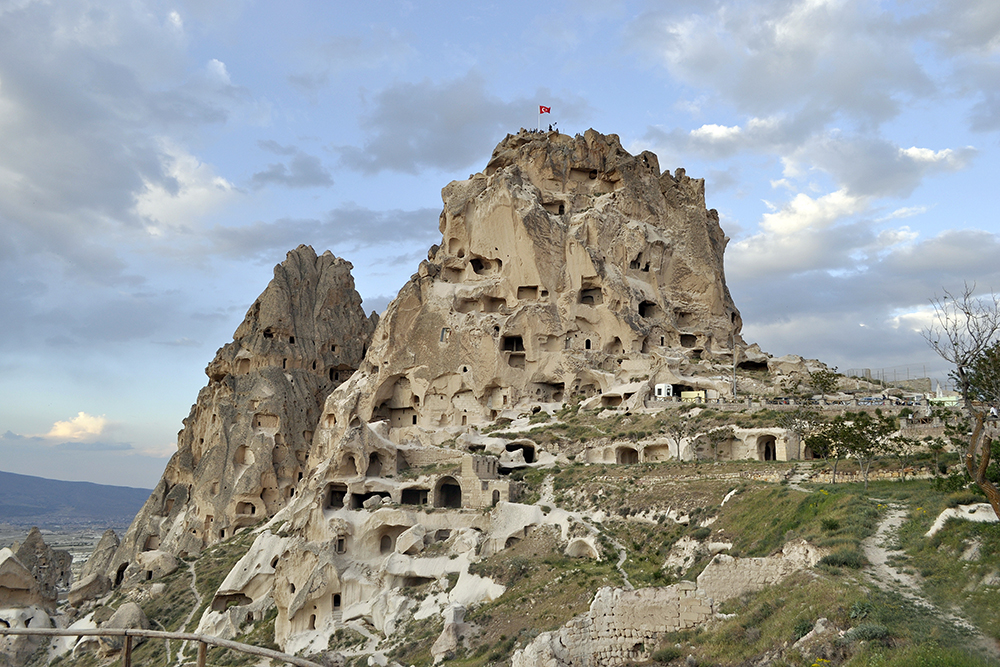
(539, 106, 551, 114)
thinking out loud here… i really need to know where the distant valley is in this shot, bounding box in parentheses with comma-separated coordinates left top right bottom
(0, 469, 150, 532)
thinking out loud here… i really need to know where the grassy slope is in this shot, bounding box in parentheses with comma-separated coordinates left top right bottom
(56, 451, 999, 667)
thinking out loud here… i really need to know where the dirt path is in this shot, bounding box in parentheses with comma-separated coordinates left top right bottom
(863, 502, 998, 660)
(171, 559, 204, 667)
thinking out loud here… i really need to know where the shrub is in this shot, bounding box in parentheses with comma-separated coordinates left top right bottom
(818, 548, 865, 569)
(793, 618, 814, 640)
(690, 527, 712, 541)
(651, 646, 683, 663)
(841, 621, 890, 644)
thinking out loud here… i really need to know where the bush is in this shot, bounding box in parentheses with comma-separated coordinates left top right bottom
(793, 618, 814, 640)
(841, 621, 890, 644)
(690, 527, 712, 541)
(818, 548, 865, 569)
(651, 646, 683, 663)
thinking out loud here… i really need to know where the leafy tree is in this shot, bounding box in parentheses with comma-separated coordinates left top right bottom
(828, 410, 899, 492)
(925, 285, 1000, 519)
(809, 367, 840, 402)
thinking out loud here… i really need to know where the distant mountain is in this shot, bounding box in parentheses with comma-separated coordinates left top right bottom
(0, 470, 151, 530)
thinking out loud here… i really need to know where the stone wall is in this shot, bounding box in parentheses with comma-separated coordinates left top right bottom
(512, 583, 714, 667)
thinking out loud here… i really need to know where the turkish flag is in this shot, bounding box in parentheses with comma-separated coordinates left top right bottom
(539, 106, 551, 114)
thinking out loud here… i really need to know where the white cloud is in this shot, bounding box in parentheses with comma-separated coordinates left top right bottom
(690, 123, 742, 142)
(44, 412, 107, 441)
(759, 189, 868, 236)
(876, 206, 928, 221)
(133, 140, 236, 235)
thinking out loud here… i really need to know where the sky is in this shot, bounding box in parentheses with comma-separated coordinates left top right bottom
(3, 0, 1000, 487)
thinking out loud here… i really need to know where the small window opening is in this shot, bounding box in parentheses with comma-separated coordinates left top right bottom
(412, 415, 417, 425)
(309, 614, 316, 630)
(502, 335, 525, 352)
(585, 339, 592, 350)
(282, 358, 287, 369)
(263, 328, 274, 339)
(288, 336, 295, 344)
(336, 538, 346, 554)
(558, 203, 565, 215)
(333, 593, 342, 608)
(588, 169, 597, 179)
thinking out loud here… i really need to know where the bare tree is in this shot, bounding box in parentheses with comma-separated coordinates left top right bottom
(924, 284, 1000, 518)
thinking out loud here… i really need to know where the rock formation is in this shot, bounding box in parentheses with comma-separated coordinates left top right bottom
(85, 129, 826, 663)
(224, 129, 751, 650)
(106, 246, 377, 586)
(324, 129, 742, 444)
(11, 528, 71, 608)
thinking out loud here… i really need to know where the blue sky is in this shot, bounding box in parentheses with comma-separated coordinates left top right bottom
(3, 0, 1000, 487)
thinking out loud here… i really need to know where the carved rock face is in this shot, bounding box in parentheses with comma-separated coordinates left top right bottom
(321, 129, 742, 440)
(107, 246, 376, 582)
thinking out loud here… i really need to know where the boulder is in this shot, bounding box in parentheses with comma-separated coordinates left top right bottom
(98, 602, 150, 654)
(0, 549, 41, 608)
(68, 573, 111, 607)
(394, 525, 426, 555)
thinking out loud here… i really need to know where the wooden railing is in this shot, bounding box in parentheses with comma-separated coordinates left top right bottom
(0, 627, 325, 667)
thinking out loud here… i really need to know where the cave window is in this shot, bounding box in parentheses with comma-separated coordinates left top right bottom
(331, 344, 337, 352)
(412, 415, 417, 425)
(579, 287, 603, 305)
(282, 358, 287, 369)
(470, 258, 485, 274)
(588, 169, 597, 179)
(558, 203, 565, 215)
(145, 570, 153, 581)
(288, 336, 295, 344)
(270, 556, 279, 568)
(585, 339, 592, 350)
(312, 361, 316, 370)
(290, 583, 296, 594)
(333, 593, 341, 608)
(380, 535, 392, 554)
(336, 538, 346, 554)
(660, 336, 665, 346)
(263, 328, 274, 339)
(309, 614, 316, 630)
(502, 335, 524, 352)
(680, 334, 697, 348)
(492, 490, 500, 506)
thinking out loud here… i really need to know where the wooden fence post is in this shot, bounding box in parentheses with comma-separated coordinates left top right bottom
(123, 634, 132, 667)
(197, 640, 207, 667)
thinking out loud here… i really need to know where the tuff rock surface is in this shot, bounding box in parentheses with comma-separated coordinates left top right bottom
(106, 246, 376, 586)
(81, 129, 827, 665)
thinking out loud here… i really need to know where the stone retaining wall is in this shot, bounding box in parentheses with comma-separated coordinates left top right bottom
(511, 583, 714, 667)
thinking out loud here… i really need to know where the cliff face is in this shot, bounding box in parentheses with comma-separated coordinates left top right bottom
(107, 246, 376, 586)
(320, 129, 742, 444)
(101, 130, 757, 655)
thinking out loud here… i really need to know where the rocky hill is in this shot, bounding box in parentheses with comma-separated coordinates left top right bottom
(0, 470, 150, 530)
(3, 129, 997, 667)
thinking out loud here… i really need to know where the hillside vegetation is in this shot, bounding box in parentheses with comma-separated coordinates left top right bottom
(39, 453, 1000, 667)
